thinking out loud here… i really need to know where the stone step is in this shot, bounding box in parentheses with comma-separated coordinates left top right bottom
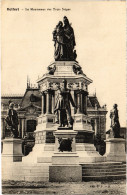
(11, 169, 49, 175)
(14, 166, 49, 170)
(76, 144, 96, 151)
(24, 176, 49, 182)
(3, 175, 49, 182)
(82, 162, 126, 168)
(82, 162, 126, 181)
(82, 174, 126, 181)
(84, 146, 96, 150)
(83, 171, 126, 176)
(82, 165, 126, 169)
(12, 172, 49, 177)
(82, 167, 126, 173)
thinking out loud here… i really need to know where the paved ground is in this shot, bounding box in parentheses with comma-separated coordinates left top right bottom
(2, 179, 126, 195)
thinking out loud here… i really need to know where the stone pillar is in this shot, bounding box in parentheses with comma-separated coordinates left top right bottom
(94, 119, 97, 136)
(76, 92, 81, 114)
(1, 118, 4, 139)
(99, 116, 101, 134)
(80, 92, 84, 113)
(45, 90, 52, 114)
(76, 90, 88, 114)
(18, 119, 21, 137)
(41, 92, 45, 114)
(52, 92, 55, 114)
(84, 95, 87, 114)
(3, 118, 5, 138)
(71, 90, 75, 116)
(21, 119, 25, 138)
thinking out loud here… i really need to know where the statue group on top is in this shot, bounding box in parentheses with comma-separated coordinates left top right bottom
(53, 16, 77, 61)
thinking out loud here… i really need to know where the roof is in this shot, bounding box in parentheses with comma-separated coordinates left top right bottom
(1, 89, 101, 109)
(1, 88, 41, 109)
(88, 96, 101, 108)
(20, 88, 41, 108)
(1, 95, 23, 106)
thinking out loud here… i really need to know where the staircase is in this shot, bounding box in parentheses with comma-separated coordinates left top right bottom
(82, 162, 126, 181)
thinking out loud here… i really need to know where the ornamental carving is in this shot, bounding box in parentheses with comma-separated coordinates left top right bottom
(58, 137, 73, 152)
(40, 81, 88, 91)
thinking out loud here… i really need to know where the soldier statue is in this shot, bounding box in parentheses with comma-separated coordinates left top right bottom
(5, 102, 19, 138)
(54, 80, 76, 128)
(110, 104, 120, 138)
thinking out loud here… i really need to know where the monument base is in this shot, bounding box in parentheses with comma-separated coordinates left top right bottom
(73, 114, 93, 131)
(53, 130, 78, 152)
(52, 152, 79, 165)
(36, 114, 58, 131)
(49, 129, 82, 182)
(2, 138, 23, 162)
(105, 138, 126, 162)
(49, 165, 82, 182)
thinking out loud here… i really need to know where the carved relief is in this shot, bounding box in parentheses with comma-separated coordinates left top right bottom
(40, 81, 88, 91)
(58, 137, 73, 152)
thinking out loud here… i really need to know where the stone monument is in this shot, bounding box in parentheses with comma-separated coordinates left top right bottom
(22, 16, 105, 181)
(2, 16, 126, 183)
(2, 102, 23, 162)
(105, 104, 126, 162)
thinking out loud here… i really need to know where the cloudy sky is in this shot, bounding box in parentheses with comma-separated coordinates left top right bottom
(1, 0, 126, 129)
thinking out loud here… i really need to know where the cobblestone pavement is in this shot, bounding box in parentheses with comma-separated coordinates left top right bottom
(2, 179, 126, 195)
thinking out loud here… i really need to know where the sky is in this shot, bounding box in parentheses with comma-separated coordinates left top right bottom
(1, 0, 126, 129)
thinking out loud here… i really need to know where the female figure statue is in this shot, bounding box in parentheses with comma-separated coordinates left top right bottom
(53, 17, 76, 61)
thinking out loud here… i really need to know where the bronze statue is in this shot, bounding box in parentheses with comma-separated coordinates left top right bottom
(54, 80, 76, 128)
(53, 16, 76, 61)
(53, 21, 64, 61)
(110, 104, 120, 138)
(73, 64, 83, 75)
(47, 64, 56, 75)
(5, 102, 19, 138)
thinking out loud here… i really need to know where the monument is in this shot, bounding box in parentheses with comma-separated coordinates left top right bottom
(20, 16, 105, 182)
(2, 16, 126, 182)
(105, 104, 126, 162)
(2, 102, 23, 162)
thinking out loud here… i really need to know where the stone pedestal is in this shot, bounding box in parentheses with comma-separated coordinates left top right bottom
(73, 114, 93, 131)
(49, 165, 82, 182)
(51, 61, 81, 76)
(36, 114, 57, 130)
(105, 138, 126, 162)
(2, 138, 23, 162)
(52, 152, 79, 165)
(49, 129, 82, 182)
(53, 129, 77, 152)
